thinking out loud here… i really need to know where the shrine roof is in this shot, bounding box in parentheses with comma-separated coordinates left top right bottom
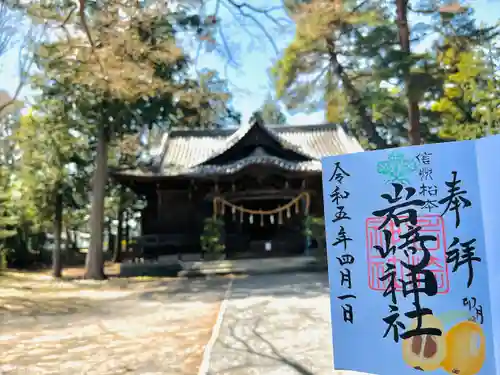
(114, 121, 363, 179)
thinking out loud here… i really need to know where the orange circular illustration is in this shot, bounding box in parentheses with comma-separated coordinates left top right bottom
(441, 320, 485, 375)
(402, 314, 446, 371)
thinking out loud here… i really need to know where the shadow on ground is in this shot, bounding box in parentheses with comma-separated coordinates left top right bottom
(207, 273, 335, 375)
(219, 308, 321, 374)
(0, 274, 230, 320)
(134, 272, 330, 303)
(0, 273, 230, 375)
(0, 271, 333, 374)
(0, 271, 326, 324)
(228, 272, 330, 300)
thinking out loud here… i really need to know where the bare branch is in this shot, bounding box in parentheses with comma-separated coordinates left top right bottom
(0, 23, 47, 114)
(221, 2, 259, 39)
(191, 0, 290, 74)
(62, 4, 77, 27)
(225, 0, 287, 29)
(225, 3, 279, 55)
(78, 0, 96, 52)
(217, 23, 236, 65)
(0, 1, 21, 57)
(211, 0, 236, 67)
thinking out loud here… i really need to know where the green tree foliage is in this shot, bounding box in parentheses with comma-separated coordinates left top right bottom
(273, 0, 499, 148)
(252, 96, 287, 125)
(0, 90, 24, 271)
(273, 0, 413, 148)
(106, 134, 144, 263)
(303, 216, 326, 265)
(432, 35, 499, 140)
(0, 165, 17, 272)
(0, 91, 24, 173)
(200, 217, 225, 259)
(0, 169, 17, 241)
(25, 0, 236, 278)
(14, 105, 89, 277)
(186, 69, 241, 127)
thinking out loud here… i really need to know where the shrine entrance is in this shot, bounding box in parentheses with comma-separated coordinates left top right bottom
(212, 192, 310, 259)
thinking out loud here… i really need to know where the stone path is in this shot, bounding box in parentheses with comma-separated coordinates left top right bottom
(1, 272, 375, 375)
(0, 275, 230, 375)
(206, 273, 371, 375)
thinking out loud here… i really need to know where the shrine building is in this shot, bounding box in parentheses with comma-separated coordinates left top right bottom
(112, 117, 362, 260)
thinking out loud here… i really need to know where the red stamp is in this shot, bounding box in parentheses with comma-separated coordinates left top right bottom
(365, 214, 450, 294)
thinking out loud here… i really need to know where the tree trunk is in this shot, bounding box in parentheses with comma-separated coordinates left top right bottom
(112, 186, 125, 263)
(64, 227, 71, 253)
(64, 227, 74, 265)
(52, 186, 63, 278)
(124, 210, 130, 251)
(108, 229, 115, 261)
(74, 228, 79, 249)
(84, 123, 108, 280)
(395, 0, 421, 145)
(327, 40, 388, 149)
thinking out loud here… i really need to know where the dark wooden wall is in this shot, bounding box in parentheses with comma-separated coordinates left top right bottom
(152, 190, 202, 234)
(137, 171, 326, 256)
(140, 189, 205, 253)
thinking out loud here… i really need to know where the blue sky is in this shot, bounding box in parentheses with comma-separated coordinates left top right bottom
(0, 0, 498, 125)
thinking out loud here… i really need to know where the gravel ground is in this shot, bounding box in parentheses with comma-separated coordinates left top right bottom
(0, 273, 230, 375)
(0, 271, 375, 375)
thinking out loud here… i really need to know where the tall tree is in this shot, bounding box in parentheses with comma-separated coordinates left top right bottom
(0, 90, 23, 270)
(273, 0, 394, 148)
(15, 105, 89, 278)
(106, 133, 142, 263)
(432, 39, 499, 140)
(395, 0, 420, 144)
(28, 0, 235, 279)
(0, 166, 17, 258)
(274, 0, 498, 148)
(393, 2, 481, 145)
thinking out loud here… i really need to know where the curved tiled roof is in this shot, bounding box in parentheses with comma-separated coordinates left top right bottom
(155, 122, 361, 170)
(159, 130, 229, 169)
(121, 147, 321, 177)
(191, 120, 319, 165)
(117, 121, 363, 178)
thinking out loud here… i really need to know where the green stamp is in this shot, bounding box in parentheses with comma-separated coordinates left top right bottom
(377, 151, 418, 185)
